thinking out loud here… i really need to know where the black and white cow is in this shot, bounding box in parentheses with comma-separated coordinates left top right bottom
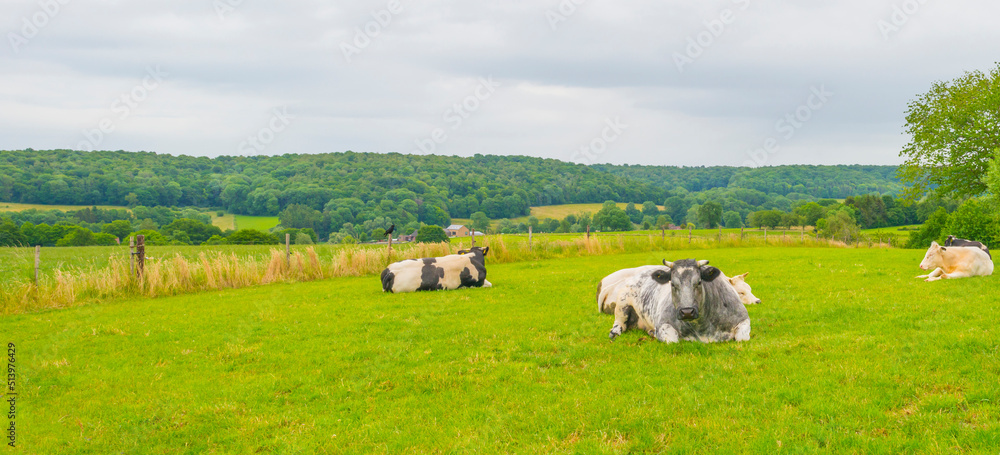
(381, 246, 491, 293)
(604, 259, 750, 343)
(945, 235, 991, 259)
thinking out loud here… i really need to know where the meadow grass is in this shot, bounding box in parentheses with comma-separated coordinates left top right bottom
(3, 247, 998, 453)
(234, 215, 280, 231)
(0, 234, 881, 315)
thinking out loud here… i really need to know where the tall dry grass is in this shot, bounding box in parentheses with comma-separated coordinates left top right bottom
(0, 234, 875, 315)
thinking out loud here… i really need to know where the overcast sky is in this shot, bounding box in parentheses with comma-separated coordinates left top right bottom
(2, 0, 998, 167)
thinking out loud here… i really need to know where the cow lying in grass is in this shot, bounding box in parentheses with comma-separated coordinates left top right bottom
(598, 266, 759, 322)
(381, 246, 491, 292)
(917, 241, 994, 282)
(599, 259, 751, 343)
(945, 235, 991, 259)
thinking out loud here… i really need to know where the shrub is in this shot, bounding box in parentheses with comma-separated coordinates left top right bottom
(416, 225, 449, 243)
(943, 198, 998, 247)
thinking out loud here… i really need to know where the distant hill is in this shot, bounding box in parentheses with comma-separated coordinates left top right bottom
(0, 149, 900, 217)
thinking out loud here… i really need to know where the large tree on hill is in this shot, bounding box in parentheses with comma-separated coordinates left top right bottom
(898, 63, 1000, 199)
(697, 201, 723, 229)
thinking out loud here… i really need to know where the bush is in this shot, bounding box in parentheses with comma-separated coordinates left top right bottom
(943, 198, 998, 247)
(126, 230, 171, 246)
(906, 207, 949, 249)
(227, 229, 279, 245)
(416, 225, 449, 243)
(295, 232, 314, 245)
(203, 235, 228, 245)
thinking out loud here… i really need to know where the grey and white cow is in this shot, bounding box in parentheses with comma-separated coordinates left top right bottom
(381, 246, 491, 293)
(945, 235, 991, 259)
(603, 259, 750, 343)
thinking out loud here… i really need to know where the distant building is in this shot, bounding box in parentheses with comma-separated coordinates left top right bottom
(399, 229, 419, 242)
(444, 224, 471, 237)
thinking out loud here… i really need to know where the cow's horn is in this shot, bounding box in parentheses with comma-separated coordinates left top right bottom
(697, 260, 710, 267)
(662, 260, 674, 268)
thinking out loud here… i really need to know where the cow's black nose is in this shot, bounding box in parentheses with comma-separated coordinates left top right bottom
(679, 308, 698, 320)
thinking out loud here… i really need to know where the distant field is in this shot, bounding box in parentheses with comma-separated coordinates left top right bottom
(4, 247, 998, 453)
(0, 202, 128, 212)
(234, 214, 280, 231)
(211, 213, 236, 230)
(526, 203, 664, 221)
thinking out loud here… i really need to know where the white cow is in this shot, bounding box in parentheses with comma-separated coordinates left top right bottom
(728, 272, 761, 305)
(598, 266, 760, 316)
(916, 241, 994, 282)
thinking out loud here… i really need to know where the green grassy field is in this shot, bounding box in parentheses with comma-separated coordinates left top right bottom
(234, 214, 280, 231)
(4, 247, 998, 453)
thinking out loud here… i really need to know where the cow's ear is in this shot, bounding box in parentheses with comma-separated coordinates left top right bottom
(457, 249, 467, 255)
(482, 247, 489, 256)
(700, 266, 721, 282)
(651, 270, 671, 284)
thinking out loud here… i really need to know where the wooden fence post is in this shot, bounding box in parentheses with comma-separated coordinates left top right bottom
(764, 228, 767, 244)
(688, 226, 692, 244)
(129, 237, 135, 278)
(34, 245, 40, 287)
(661, 227, 665, 240)
(387, 234, 393, 254)
(718, 224, 722, 242)
(471, 230, 475, 247)
(528, 226, 533, 251)
(136, 235, 145, 280)
(586, 225, 590, 240)
(286, 233, 291, 266)
(740, 227, 744, 240)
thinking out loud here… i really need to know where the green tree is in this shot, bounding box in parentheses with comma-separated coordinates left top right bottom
(227, 229, 279, 245)
(819, 209, 860, 241)
(722, 211, 742, 228)
(697, 201, 723, 228)
(160, 218, 222, 245)
(102, 220, 133, 241)
(943, 198, 998, 247)
(295, 232, 314, 245)
(279, 204, 323, 231)
(0, 220, 27, 247)
(470, 211, 491, 234)
(416, 225, 449, 243)
(593, 201, 632, 231)
(625, 202, 642, 224)
(641, 201, 659, 217)
(906, 207, 950, 249)
(898, 63, 1000, 199)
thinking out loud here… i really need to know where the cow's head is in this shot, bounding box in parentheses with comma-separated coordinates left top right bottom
(457, 246, 489, 262)
(728, 272, 761, 305)
(919, 241, 945, 270)
(661, 259, 721, 320)
(945, 235, 957, 246)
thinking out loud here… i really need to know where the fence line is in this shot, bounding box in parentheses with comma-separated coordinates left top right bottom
(2, 231, 896, 316)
